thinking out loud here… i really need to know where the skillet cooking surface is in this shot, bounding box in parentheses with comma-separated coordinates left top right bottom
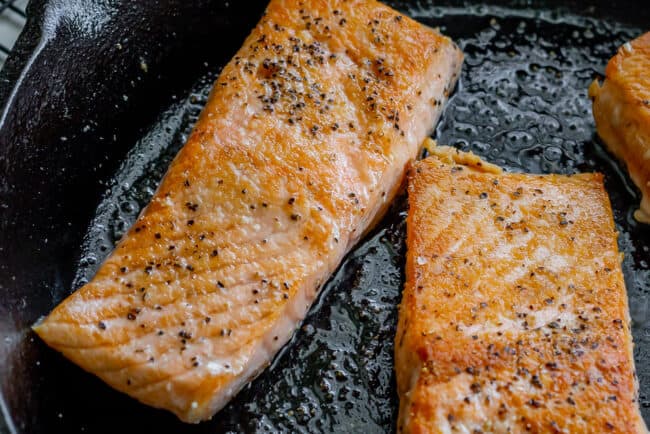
(1, 1, 649, 433)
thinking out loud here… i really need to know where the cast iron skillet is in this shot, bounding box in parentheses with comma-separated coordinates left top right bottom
(0, 1, 649, 433)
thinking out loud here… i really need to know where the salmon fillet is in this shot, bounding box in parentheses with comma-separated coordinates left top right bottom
(590, 32, 650, 223)
(33, 0, 462, 423)
(395, 145, 647, 434)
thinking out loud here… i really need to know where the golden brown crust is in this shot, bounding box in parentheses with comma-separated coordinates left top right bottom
(396, 152, 647, 433)
(590, 32, 650, 223)
(33, 0, 463, 423)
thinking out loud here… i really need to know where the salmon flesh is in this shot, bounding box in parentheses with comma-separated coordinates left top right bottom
(34, 0, 463, 423)
(396, 145, 647, 434)
(590, 31, 650, 224)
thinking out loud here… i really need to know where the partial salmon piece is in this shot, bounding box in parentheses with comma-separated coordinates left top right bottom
(396, 146, 647, 434)
(33, 0, 462, 423)
(590, 32, 650, 223)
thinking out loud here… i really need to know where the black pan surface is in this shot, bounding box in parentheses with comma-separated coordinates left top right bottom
(1, 1, 649, 433)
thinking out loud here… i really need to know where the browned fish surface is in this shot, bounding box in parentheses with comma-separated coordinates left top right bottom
(33, 0, 463, 423)
(396, 146, 647, 434)
(590, 31, 650, 223)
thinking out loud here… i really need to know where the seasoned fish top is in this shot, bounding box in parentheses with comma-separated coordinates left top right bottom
(396, 147, 647, 434)
(34, 0, 462, 423)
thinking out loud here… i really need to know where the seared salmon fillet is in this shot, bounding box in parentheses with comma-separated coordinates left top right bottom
(395, 146, 647, 434)
(33, 0, 463, 423)
(590, 32, 650, 223)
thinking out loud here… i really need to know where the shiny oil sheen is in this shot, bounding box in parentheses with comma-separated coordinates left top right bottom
(1, 1, 649, 433)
